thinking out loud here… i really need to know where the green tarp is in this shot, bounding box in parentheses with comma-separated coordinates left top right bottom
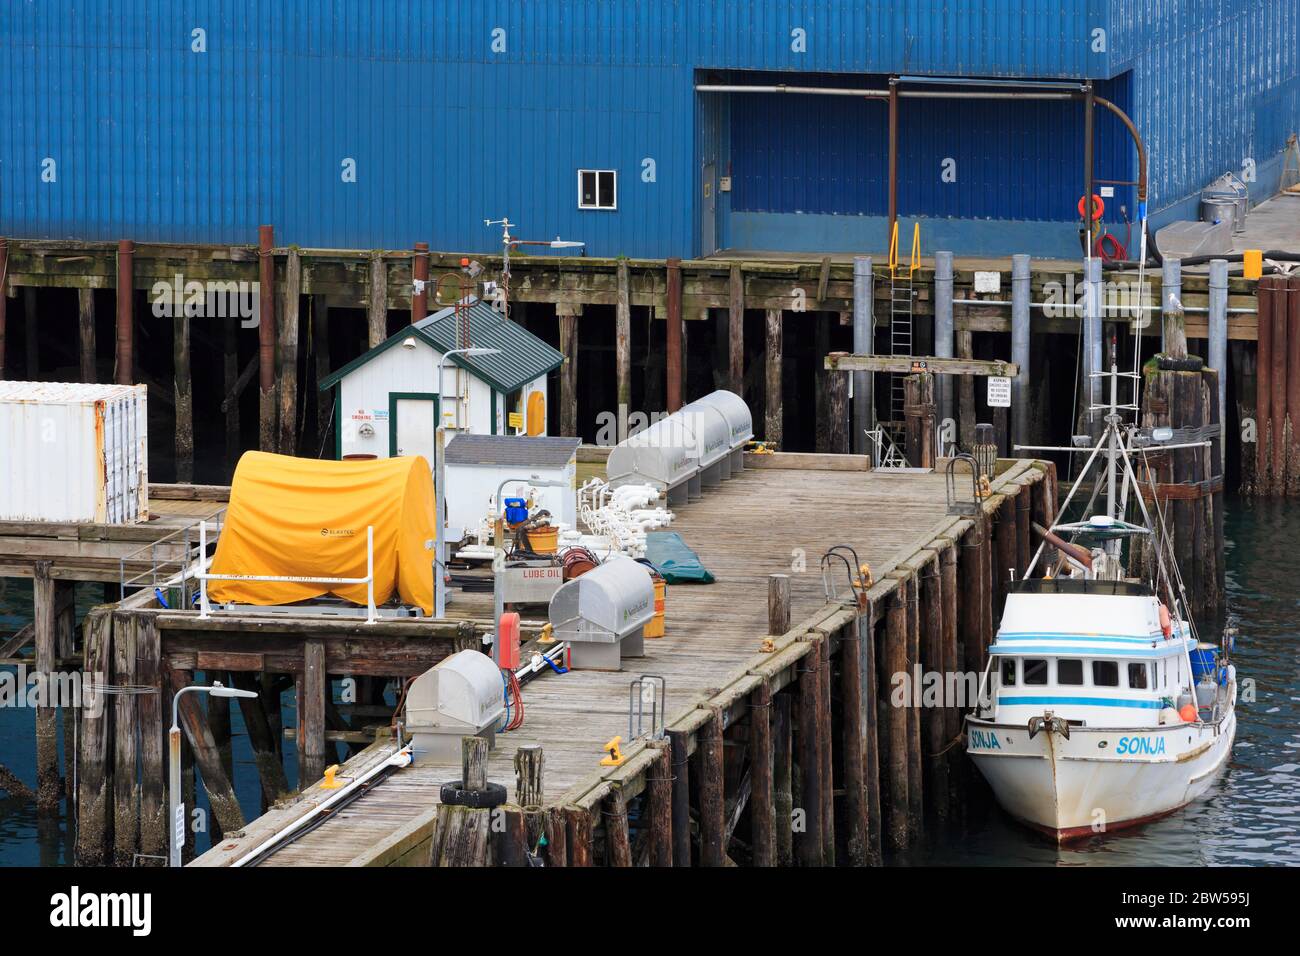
(644, 532, 715, 584)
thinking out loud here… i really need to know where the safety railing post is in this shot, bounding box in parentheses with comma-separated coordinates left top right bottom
(198, 520, 211, 619)
(366, 525, 376, 625)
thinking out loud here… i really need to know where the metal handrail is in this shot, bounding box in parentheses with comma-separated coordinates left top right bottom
(118, 507, 226, 600)
(194, 521, 378, 624)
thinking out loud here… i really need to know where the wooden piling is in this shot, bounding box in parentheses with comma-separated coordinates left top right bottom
(816, 631, 835, 862)
(411, 242, 429, 323)
(494, 805, 529, 867)
(796, 636, 825, 866)
(904, 574, 923, 836)
(1015, 486, 1031, 576)
(222, 317, 242, 470)
(23, 287, 37, 378)
(33, 562, 60, 815)
(278, 247, 301, 456)
(173, 308, 194, 483)
(1288, 276, 1300, 494)
(297, 640, 327, 787)
(367, 251, 387, 348)
(228, 670, 290, 808)
(883, 586, 909, 850)
(111, 612, 139, 864)
(115, 239, 134, 385)
(768, 573, 791, 635)
(258, 226, 277, 452)
(839, 615, 871, 864)
(667, 728, 691, 865)
(666, 257, 683, 412)
(940, 545, 961, 749)
(647, 742, 673, 866)
(566, 806, 594, 866)
(169, 666, 245, 836)
(904, 372, 936, 467)
(827, 365, 850, 454)
(772, 692, 794, 866)
(207, 689, 232, 842)
(920, 558, 948, 821)
(604, 789, 633, 867)
(729, 263, 745, 393)
(699, 707, 726, 866)
(996, 495, 1017, 615)
(136, 616, 166, 861)
(558, 305, 579, 437)
(616, 260, 632, 412)
(75, 611, 114, 865)
(544, 806, 567, 867)
(765, 308, 783, 446)
(313, 298, 331, 453)
(1271, 276, 1289, 489)
(749, 682, 776, 867)
(513, 743, 544, 807)
(1257, 276, 1275, 493)
(78, 287, 96, 382)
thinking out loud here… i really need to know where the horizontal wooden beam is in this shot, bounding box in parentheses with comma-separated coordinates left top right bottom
(824, 354, 1020, 377)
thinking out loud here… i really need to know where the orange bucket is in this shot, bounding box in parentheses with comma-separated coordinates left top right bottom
(645, 578, 667, 638)
(528, 524, 559, 554)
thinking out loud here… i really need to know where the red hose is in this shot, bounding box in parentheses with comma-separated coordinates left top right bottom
(1095, 232, 1127, 262)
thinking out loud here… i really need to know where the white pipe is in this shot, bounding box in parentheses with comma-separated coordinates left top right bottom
(230, 745, 413, 867)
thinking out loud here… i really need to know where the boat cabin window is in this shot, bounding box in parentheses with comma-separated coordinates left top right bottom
(1023, 659, 1049, 686)
(1057, 659, 1084, 685)
(1127, 662, 1149, 689)
(1000, 658, 1017, 686)
(1092, 660, 1119, 687)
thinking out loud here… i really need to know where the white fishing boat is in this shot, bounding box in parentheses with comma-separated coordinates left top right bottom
(965, 359, 1237, 841)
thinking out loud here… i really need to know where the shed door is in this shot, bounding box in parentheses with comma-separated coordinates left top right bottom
(701, 161, 717, 255)
(393, 396, 439, 467)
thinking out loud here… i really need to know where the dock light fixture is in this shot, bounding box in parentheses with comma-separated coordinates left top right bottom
(169, 681, 258, 868)
(434, 347, 503, 618)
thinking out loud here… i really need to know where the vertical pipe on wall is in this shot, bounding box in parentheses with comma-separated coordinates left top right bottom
(115, 239, 135, 386)
(933, 251, 954, 439)
(1084, 257, 1103, 425)
(1011, 254, 1031, 448)
(852, 256, 874, 453)
(666, 258, 683, 412)
(0, 238, 8, 380)
(1083, 83, 1095, 257)
(1207, 259, 1229, 468)
(411, 242, 429, 324)
(887, 80, 899, 246)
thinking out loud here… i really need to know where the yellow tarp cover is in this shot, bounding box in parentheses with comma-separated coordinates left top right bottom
(208, 452, 436, 615)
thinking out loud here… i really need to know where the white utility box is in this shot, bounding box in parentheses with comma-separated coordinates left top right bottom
(0, 382, 148, 524)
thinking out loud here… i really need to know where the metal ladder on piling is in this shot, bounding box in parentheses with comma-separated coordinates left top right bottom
(887, 222, 922, 449)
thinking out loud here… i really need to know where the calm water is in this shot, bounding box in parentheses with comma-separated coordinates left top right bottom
(2, 500, 1297, 866)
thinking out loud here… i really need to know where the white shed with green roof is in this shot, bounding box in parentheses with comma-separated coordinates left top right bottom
(318, 298, 564, 465)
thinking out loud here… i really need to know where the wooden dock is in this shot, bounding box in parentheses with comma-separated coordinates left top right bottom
(186, 454, 1054, 867)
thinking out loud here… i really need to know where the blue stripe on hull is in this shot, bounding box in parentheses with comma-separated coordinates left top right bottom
(999, 695, 1165, 709)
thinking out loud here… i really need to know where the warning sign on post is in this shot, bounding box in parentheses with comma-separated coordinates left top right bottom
(987, 376, 1012, 408)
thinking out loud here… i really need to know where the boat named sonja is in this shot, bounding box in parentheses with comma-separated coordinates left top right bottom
(965, 359, 1237, 841)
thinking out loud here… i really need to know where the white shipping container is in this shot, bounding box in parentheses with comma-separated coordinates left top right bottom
(0, 382, 149, 524)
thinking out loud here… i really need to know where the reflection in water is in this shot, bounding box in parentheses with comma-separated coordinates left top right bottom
(2, 499, 1298, 866)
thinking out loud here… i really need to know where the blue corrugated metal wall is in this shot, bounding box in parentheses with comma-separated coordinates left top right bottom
(0, 1, 1295, 257)
(728, 74, 1134, 222)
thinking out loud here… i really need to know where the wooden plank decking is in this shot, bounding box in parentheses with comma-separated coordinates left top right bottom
(197, 461, 979, 867)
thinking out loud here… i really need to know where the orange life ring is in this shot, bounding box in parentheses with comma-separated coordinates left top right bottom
(1158, 603, 1172, 638)
(1078, 194, 1105, 221)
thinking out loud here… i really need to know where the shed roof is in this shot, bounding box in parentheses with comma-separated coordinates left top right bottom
(319, 298, 564, 395)
(445, 435, 581, 469)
